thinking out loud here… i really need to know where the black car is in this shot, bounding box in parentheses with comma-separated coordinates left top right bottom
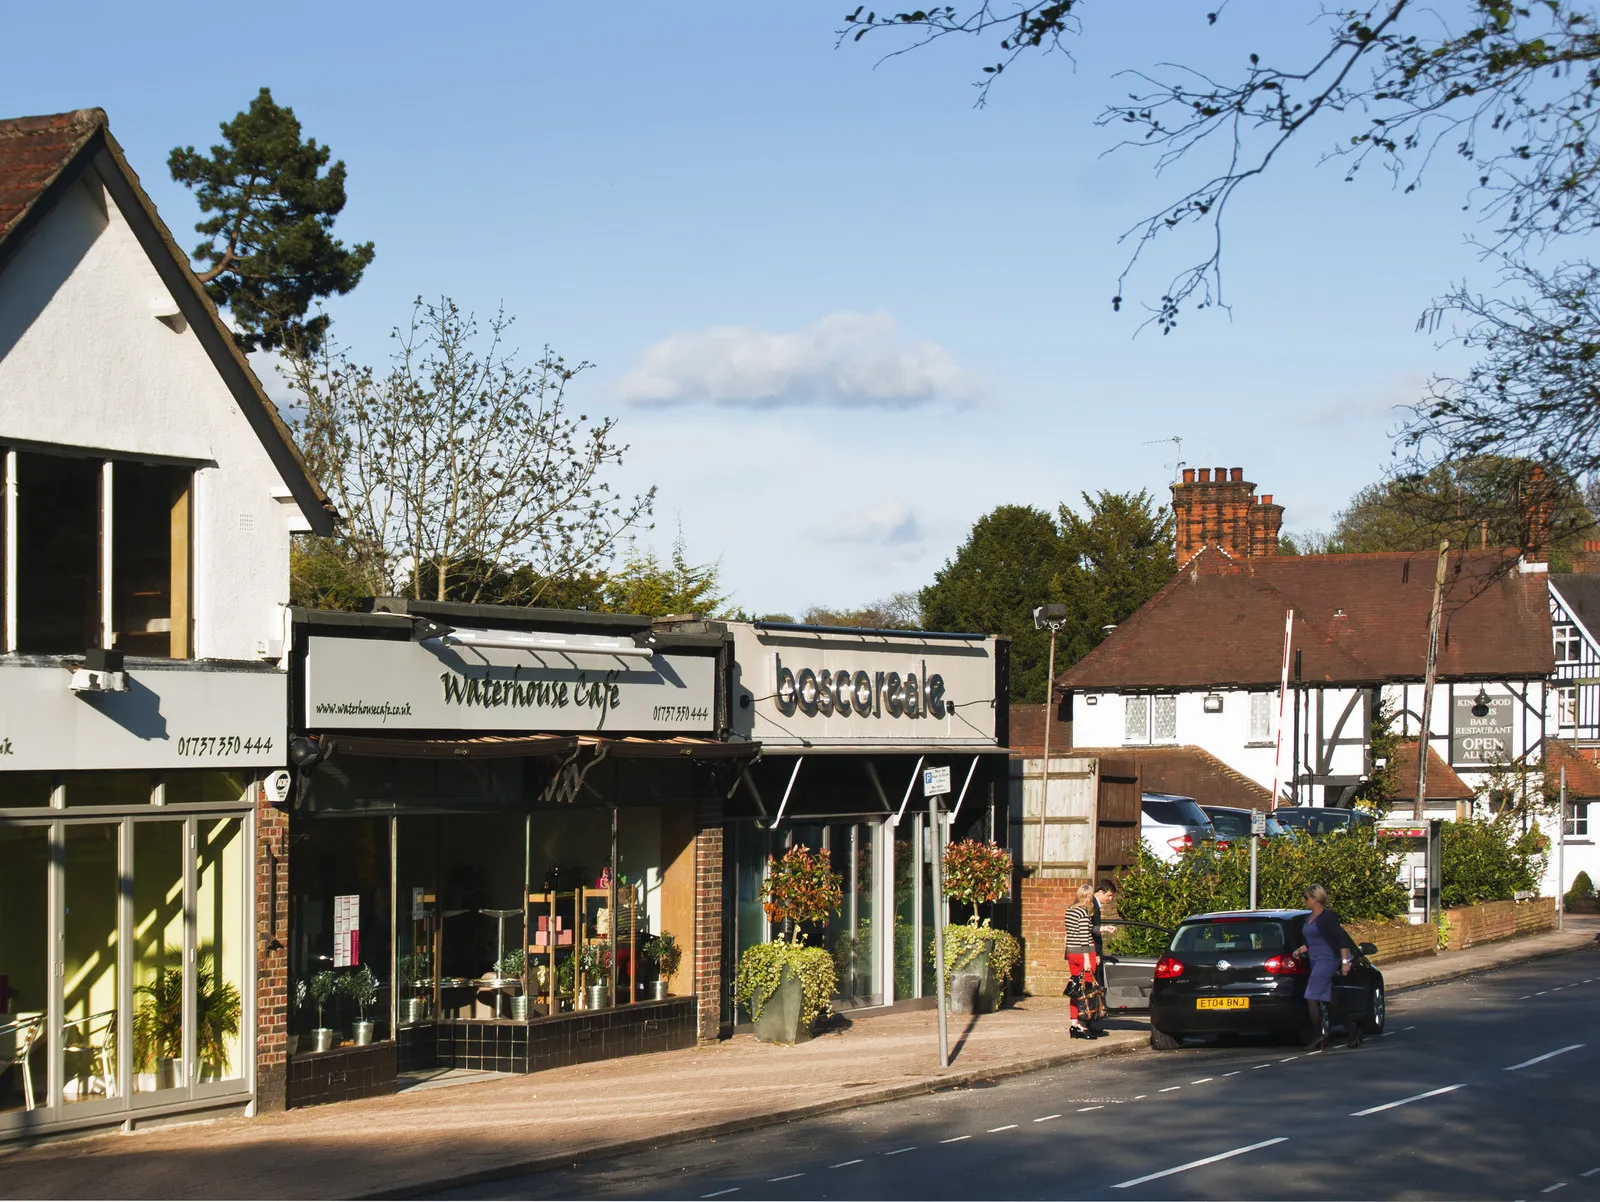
(1201, 805, 1292, 844)
(1147, 909, 1385, 1050)
(1272, 806, 1375, 837)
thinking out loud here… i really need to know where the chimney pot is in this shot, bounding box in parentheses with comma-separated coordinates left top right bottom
(1261, 494, 1273, 506)
(1198, 468, 1211, 482)
(1214, 466, 1227, 481)
(1182, 468, 1195, 484)
(1231, 467, 1244, 482)
(1587, 540, 1600, 553)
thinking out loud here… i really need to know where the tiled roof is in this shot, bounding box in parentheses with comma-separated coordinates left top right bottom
(1068, 744, 1273, 809)
(1544, 740, 1600, 799)
(1551, 574, 1600, 641)
(0, 109, 104, 249)
(1061, 547, 1553, 691)
(1007, 703, 1072, 757)
(0, 108, 335, 531)
(1387, 739, 1475, 802)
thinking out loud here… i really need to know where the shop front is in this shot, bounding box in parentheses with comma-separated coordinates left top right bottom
(0, 659, 281, 1138)
(722, 623, 1011, 1019)
(281, 602, 743, 1106)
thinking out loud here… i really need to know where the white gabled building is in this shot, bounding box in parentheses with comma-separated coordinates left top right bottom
(1061, 467, 1555, 817)
(0, 108, 333, 1137)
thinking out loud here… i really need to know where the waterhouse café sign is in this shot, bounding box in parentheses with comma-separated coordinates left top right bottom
(304, 635, 716, 734)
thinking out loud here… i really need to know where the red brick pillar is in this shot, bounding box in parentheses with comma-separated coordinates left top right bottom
(256, 783, 290, 1112)
(1019, 877, 1087, 997)
(694, 796, 724, 1044)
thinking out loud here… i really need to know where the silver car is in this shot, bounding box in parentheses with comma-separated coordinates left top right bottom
(1140, 792, 1216, 863)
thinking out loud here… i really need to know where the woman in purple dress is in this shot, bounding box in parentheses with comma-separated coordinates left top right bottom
(1293, 884, 1361, 1051)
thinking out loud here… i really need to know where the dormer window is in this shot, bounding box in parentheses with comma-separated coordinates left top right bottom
(3, 447, 192, 657)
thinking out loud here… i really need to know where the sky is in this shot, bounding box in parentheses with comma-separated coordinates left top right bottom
(4, 2, 1495, 617)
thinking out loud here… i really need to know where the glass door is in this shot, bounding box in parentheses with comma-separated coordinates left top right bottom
(0, 826, 49, 1122)
(61, 823, 120, 1112)
(194, 817, 246, 1094)
(132, 820, 186, 1098)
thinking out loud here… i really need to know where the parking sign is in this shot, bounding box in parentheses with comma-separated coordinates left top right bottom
(923, 765, 952, 796)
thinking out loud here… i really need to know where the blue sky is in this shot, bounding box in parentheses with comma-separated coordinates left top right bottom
(5, 2, 1491, 616)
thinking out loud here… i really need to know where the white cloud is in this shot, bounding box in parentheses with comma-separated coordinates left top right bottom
(811, 500, 925, 548)
(617, 311, 982, 408)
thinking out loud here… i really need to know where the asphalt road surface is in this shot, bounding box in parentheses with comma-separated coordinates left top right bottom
(445, 948, 1600, 1201)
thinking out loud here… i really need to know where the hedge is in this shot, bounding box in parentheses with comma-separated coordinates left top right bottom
(1439, 817, 1547, 908)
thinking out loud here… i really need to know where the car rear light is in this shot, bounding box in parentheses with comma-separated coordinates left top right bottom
(1167, 835, 1194, 853)
(1155, 955, 1185, 979)
(1214, 838, 1231, 849)
(1263, 953, 1309, 976)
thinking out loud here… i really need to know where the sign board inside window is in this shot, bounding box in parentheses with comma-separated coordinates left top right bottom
(1450, 694, 1515, 765)
(333, 894, 360, 968)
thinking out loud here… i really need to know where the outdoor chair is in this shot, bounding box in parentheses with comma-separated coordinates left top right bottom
(0, 1013, 44, 1111)
(61, 1009, 117, 1101)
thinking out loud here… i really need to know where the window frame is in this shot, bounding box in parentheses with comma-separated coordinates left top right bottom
(1565, 801, 1589, 839)
(1554, 622, 1583, 665)
(1123, 695, 1150, 745)
(1248, 692, 1274, 743)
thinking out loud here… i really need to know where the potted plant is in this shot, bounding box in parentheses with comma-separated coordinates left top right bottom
(344, 964, 379, 1045)
(397, 950, 433, 1024)
(939, 839, 1016, 1013)
(642, 932, 681, 1000)
(306, 969, 341, 1052)
(733, 845, 841, 1044)
(579, 943, 612, 1010)
(133, 953, 243, 1086)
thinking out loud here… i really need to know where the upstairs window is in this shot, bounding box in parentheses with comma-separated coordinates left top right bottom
(1249, 692, 1274, 742)
(5, 449, 191, 657)
(1124, 694, 1177, 744)
(1558, 685, 1578, 730)
(1153, 694, 1178, 742)
(1123, 695, 1149, 744)
(1555, 622, 1583, 664)
(1566, 802, 1589, 839)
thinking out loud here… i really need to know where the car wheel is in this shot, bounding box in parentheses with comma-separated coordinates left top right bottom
(1367, 985, 1386, 1035)
(1150, 1025, 1181, 1051)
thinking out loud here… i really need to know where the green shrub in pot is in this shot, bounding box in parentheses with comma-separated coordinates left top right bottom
(734, 846, 842, 1039)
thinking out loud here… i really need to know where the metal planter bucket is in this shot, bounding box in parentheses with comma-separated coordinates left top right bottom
(402, 997, 430, 1025)
(310, 1028, 338, 1054)
(510, 995, 531, 1020)
(156, 1057, 184, 1090)
(585, 984, 610, 1011)
(651, 981, 670, 1001)
(352, 1020, 375, 1046)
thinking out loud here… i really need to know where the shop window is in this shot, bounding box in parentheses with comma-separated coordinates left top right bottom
(14, 451, 100, 655)
(7, 451, 191, 658)
(62, 824, 118, 1104)
(291, 816, 393, 1043)
(0, 773, 55, 808)
(0, 826, 49, 1114)
(133, 821, 185, 1094)
(1567, 802, 1589, 839)
(163, 771, 249, 806)
(112, 463, 191, 658)
(65, 773, 155, 807)
(1249, 693, 1273, 742)
(195, 817, 246, 1083)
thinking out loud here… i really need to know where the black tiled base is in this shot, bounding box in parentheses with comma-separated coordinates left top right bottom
(397, 1023, 437, 1073)
(436, 998, 696, 1073)
(287, 1041, 397, 1109)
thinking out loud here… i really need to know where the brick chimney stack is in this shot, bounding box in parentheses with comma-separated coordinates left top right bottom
(1521, 465, 1556, 568)
(1171, 466, 1285, 564)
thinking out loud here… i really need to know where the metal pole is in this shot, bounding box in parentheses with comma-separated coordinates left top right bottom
(1414, 539, 1450, 820)
(1249, 835, 1258, 910)
(1558, 766, 1567, 932)
(1037, 627, 1058, 877)
(1271, 610, 1294, 803)
(929, 795, 949, 1069)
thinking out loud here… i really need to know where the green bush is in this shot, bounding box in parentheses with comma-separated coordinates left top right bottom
(734, 939, 838, 1029)
(1106, 832, 1410, 956)
(1565, 869, 1595, 910)
(1439, 816, 1548, 907)
(935, 920, 1021, 1007)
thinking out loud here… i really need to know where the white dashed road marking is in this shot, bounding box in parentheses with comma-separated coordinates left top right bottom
(1078, 1105, 1104, 1112)
(1580, 1167, 1600, 1177)
(884, 1147, 915, 1156)
(1033, 1114, 1061, 1122)
(1253, 1063, 1272, 1069)
(830, 1159, 862, 1168)
(1110, 1137, 1290, 1190)
(768, 1174, 804, 1183)
(1541, 1184, 1567, 1194)
(1351, 1083, 1466, 1116)
(1507, 1045, 1585, 1071)
(700, 1190, 740, 1199)
(1224, 1071, 1240, 1077)
(988, 1125, 1017, 1132)
(940, 1136, 970, 1144)
(1191, 1077, 1214, 1084)
(1160, 1086, 1182, 1092)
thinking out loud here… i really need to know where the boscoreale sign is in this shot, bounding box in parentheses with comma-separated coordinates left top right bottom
(730, 625, 999, 746)
(303, 635, 717, 733)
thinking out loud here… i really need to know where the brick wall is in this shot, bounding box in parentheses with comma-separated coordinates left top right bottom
(693, 795, 724, 1044)
(1018, 878, 1088, 996)
(1346, 917, 1437, 964)
(1171, 467, 1283, 563)
(255, 784, 290, 1113)
(1444, 896, 1555, 951)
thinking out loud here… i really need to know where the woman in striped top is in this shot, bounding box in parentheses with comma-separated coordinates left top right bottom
(1063, 883, 1100, 1039)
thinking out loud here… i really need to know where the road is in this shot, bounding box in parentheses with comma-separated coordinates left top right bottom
(445, 948, 1599, 1201)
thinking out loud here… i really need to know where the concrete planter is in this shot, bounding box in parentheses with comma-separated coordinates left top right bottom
(948, 948, 995, 1015)
(752, 967, 811, 1045)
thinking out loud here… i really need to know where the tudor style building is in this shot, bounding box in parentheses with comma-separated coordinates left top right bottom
(1062, 468, 1556, 815)
(0, 109, 333, 1137)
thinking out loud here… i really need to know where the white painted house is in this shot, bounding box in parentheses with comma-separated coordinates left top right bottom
(1543, 575, 1600, 899)
(1061, 468, 1555, 817)
(0, 109, 333, 1137)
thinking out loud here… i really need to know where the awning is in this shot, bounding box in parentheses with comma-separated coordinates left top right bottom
(748, 743, 1008, 757)
(578, 735, 762, 760)
(327, 733, 579, 760)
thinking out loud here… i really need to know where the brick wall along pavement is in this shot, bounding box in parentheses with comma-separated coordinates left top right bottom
(255, 782, 290, 1112)
(694, 795, 724, 1043)
(1019, 878, 1089, 996)
(1345, 917, 1438, 963)
(1444, 896, 1556, 950)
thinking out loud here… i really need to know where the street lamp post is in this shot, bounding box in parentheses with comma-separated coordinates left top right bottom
(1033, 604, 1069, 879)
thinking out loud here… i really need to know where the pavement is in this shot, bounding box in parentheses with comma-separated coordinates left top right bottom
(0, 917, 1594, 1201)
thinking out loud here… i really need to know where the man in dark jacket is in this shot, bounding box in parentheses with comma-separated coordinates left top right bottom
(1092, 879, 1118, 983)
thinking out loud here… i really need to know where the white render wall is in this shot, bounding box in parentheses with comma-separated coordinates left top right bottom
(0, 170, 299, 660)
